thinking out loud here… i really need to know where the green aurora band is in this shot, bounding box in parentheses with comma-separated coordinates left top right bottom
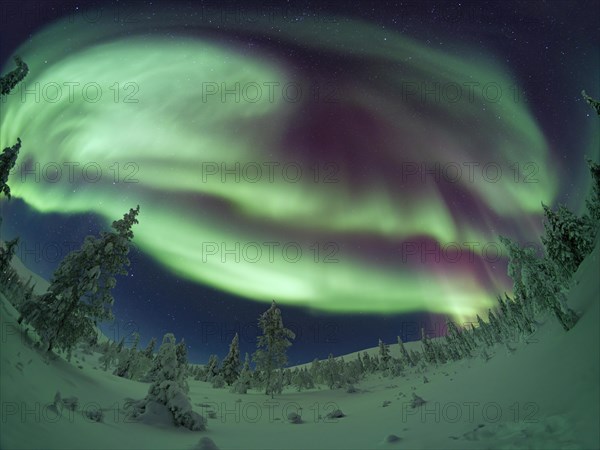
(1, 8, 596, 320)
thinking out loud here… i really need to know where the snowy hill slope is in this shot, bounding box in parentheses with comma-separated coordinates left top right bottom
(0, 241, 598, 449)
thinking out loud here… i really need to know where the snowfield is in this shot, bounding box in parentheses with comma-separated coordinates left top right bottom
(1, 241, 598, 450)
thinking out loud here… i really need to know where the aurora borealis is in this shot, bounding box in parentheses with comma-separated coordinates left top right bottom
(1, 1, 598, 360)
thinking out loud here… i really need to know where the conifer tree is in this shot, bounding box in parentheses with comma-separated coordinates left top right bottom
(99, 340, 119, 371)
(309, 358, 323, 384)
(421, 328, 436, 364)
(129, 333, 205, 430)
(377, 338, 391, 371)
(0, 56, 28, 200)
(143, 337, 156, 360)
(0, 56, 28, 95)
(252, 300, 295, 398)
(292, 367, 315, 392)
(18, 206, 140, 353)
(585, 159, 600, 222)
(204, 354, 220, 381)
(0, 139, 21, 200)
(0, 237, 19, 279)
(231, 352, 253, 394)
(322, 353, 342, 389)
(500, 235, 578, 331)
(541, 203, 595, 280)
(581, 90, 600, 116)
(221, 333, 241, 385)
(115, 332, 141, 378)
(397, 336, 413, 367)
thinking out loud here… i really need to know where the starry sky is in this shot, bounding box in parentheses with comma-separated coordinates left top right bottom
(0, 0, 598, 364)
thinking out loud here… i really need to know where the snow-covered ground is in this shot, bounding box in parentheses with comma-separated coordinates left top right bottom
(1, 243, 598, 450)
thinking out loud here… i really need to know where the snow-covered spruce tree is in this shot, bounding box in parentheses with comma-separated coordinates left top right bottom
(584, 159, 600, 223)
(0, 56, 28, 200)
(432, 338, 448, 364)
(506, 294, 535, 335)
(0, 139, 21, 201)
(397, 336, 414, 367)
(356, 353, 364, 372)
(292, 367, 315, 392)
(499, 235, 578, 331)
(115, 332, 149, 380)
(409, 349, 422, 365)
(0, 237, 19, 282)
(204, 354, 220, 382)
(541, 203, 595, 281)
(99, 340, 119, 371)
(420, 328, 437, 364)
(0, 56, 29, 96)
(377, 338, 391, 371)
(143, 337, 156, 360)
(221, 333, 241, 385)
(475, 314, 494, 346)
(176, 338, 190, 382)
(344, 357, 365, 384)
(321, 353, 342, 389)
(309, 358, 323, 384)
(127, 333, 205, 430)
(115, 332, 140, 378)
(231, 352, 253, 394)
(283, 368, 293, 387)
(252, 300, 295, 398)
(18, 206, 140, 354)
(582, 90, 600, 116)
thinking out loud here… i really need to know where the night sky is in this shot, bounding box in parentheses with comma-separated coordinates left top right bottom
(0, 0, 598, 364)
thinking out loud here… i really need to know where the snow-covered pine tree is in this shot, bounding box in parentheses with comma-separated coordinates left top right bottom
(211, 373, 226, 388)
(431, 338, 447, 364)
(18, 206, 140, 354)
(292, 367, 315, 392)
(310, 358, 323, 384)
(204, 354, 220, 382)
(500, 235, 578, 331)
(99, 340, 119, 371)
(0, 55, 28, 96)
(0, 237, 19, 283)
(115, 332, 140, 378)
(356, 352, 364, 373)
(143, 337, 156, 360)
(252, 300, 295, 398)
(444, 319, 466, 360)
(409, 349, 422, 365)
(0, 139, 21, 200)
(231, 352, 253, 394)
(541, 203, 595, 281)
(175, 339, 189, 380)
(322, 353, 341, 389)
(221, 333, 241, 385)
(344, 358, 364, 384)
(377, 338, 391, 371)
(283, 368, 293, 387)
(584, 159, 600, 223)
(361, 352, 374, 373)
(128, 333, 205, 430)
(0, 56, 28, 200)
(487, 310, 504, 344)
(420, 328, 436, 364)
(582, 90, 600, 116)
(397, 336, 413, 367)
(475, 314, 494, 346)
(507, 294, 534, 335)
(270, 368, 284, 395)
